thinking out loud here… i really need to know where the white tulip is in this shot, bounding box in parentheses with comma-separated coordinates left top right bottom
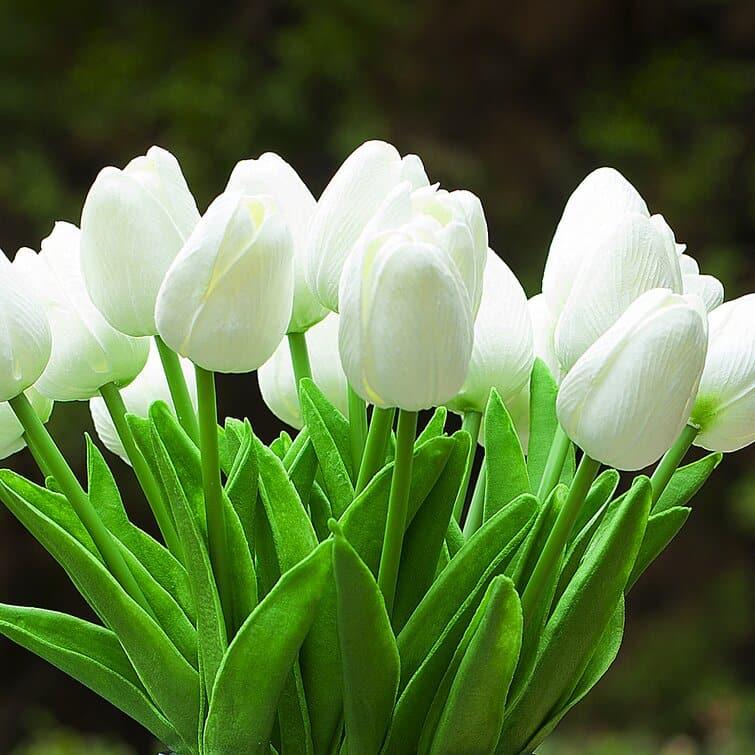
(528, 293, 560, 381)
(90, 341, 197, 464)
(259, 314, 348, 429)
(338, 229, 474, 411)
(557, 289, 708, 471)
(14, 223, 149, 401)
(0, 252, 52, 402)
(155, 192, 295, 373)
(80, 146, 200, 337)
(679, 253, 724, 312)
(226, 153, 327, 333)
(447, 249, 533, 414)
(305, 140, 429, 312)
(691, 294, 755, 453)
(0, 388, 53, 460)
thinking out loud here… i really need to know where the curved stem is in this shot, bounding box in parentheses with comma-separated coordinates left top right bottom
(347, 385, 368, 475)
(536, 425, 572, 502)
(287, 332, 313, 389)
(155, 336, 199, 444)
(378, 409, 418, 616)
(650, 424, 699, 505)
(462, 463, 487, 537)
(9, 393, 151, 614)
(453, 411, 482, 522)
(99, 382, 183, 561)
(356, 407, 395, 494)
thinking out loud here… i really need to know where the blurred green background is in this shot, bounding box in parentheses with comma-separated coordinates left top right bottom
(0, 0, 753, 752)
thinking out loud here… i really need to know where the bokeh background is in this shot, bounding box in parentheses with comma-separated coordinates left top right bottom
(0, 0, 753, 752)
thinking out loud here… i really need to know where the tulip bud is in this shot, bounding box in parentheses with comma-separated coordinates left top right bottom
(679, 253, 724, 312)
(528, 294, 560, 381)
(226, 153, 327, 333)
(306, 140, 429, 312)
(90, 341, 197, 464)
(0, 388, 53, 461)
(557, 289, 708, 471)
(80, 146, 200, 337)
(0, 252, 52, 402)
(338, 230, 474, 411)
(691, 294, 755, 452)
(155, 192, 295, 373)
(14, 223, 149, 401)
(259, 314, 348, 429)
(447, 249, 533, 414)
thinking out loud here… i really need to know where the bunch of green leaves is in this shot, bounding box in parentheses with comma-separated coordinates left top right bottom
(0, 361, 720, 754)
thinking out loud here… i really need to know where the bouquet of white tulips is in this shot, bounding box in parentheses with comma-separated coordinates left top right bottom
(0, 141, 752, 755)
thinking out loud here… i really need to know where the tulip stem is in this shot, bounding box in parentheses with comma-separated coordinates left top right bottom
(462, 463, 487, 537)
(287, 332, 312, 389)
(155, 336, 199, 444)
(521, 453, 601, 622)
(378, 409, 418, 617)
(24, 433, 53, 480)
(453, 411, 482, 522)
(347, 385, 368, 475)
(536, 425, 572, 502)
(650, 424, 700, 505)
(194, 366, 233, 635)
(98, 382, 183, 561)
(356, 407, 395, 494)
(8, 392, 152, 615)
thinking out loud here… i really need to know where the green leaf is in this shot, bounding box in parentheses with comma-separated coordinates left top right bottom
(571, 468, 621, 541)
(277, 663, 315, 755)
(308, 483, 333, 542)
(0, 480, 200, 745)
(527, 359, 575, 491)
(498, 478, 651, 754)
(426, 577, 522, 755)
(446, 518, 464, 559)
(203, 541, 333, 754)
(332, 523, 399, 755)
(225, 419, 258, 551)
(416, 407, 447, 445)
(0, 604, 184, 751)
(652, 452, 722, 515)
(394, 430, 469, 630)
(270, 430, 293, 460)
(627, 506, 691, 590)
(483, 390, 530, 523)
(287, 437, 319, 510)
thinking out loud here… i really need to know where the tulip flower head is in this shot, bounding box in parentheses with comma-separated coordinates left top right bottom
(259, 313, 348, 429)
(0, 388, 53, 460)
(0, 252, 52, 402)
(80, 146, 200, 337)
(447, 249, 533, 414)
(156, 191, 295, 373)
(557, 289, 708, 470)
(528, 293, 560, 382)
(14, 223, 149, 401)
(679, 253, 724, 313)
(306, 140, 429, 313)
(227, 153, 327, 334)
(691, 294, 755, 453)
(338, 229, 474, 411)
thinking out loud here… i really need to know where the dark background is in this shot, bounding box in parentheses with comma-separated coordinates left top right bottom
(0, 1, 753, 752)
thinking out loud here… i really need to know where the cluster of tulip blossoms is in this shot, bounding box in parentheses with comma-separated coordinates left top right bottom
(0, 140, 753, 755)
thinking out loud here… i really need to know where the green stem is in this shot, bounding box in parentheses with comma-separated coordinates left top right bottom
(453, 411, 482, 522)
(521, 454, 601, 621)
(24, 432, 53, 480)
(377, 409, 418, 616)
(155, 336, 199, 444)
(462, 462, 487, 537)
(99, 382, 183, 561)
(356, 406, 395, 494)
(536, 425, 572, 501)
(347, 384, 368, 475)
(195, 366, 233, 634)
(650, 424, 699, 505)
(9, 393, 151, 613)
(287, 332, 313, 389)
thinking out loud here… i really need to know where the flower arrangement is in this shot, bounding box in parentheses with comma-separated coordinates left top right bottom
(0, 142, 752, 755)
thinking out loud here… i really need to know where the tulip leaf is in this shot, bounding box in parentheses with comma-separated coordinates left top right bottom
(0, 604, 184, 751)
(253, 495, 281, 599)
(0, 480, 200, 745)
(332, 523, 399, 755)
(270, 430, 293, 460)
(224, 419, 258, 551)
(394, 430, 469, 630)
(277, 663, 315, 755)
(424, 577, 523, 755)
(287, 437, 319, 509)
(652, 452, 722, 515)
(498, 478, 651, 754)
(527, 358, 575, 491)
(570, 468, 621, 542)
(308, 483, 333, 542)
(300, 379, 354, 516)
(203, 541, 332, 754)
(446, 517, 465, 558)
(416, 407, 448, 445)
(483, 389, 530, 523)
